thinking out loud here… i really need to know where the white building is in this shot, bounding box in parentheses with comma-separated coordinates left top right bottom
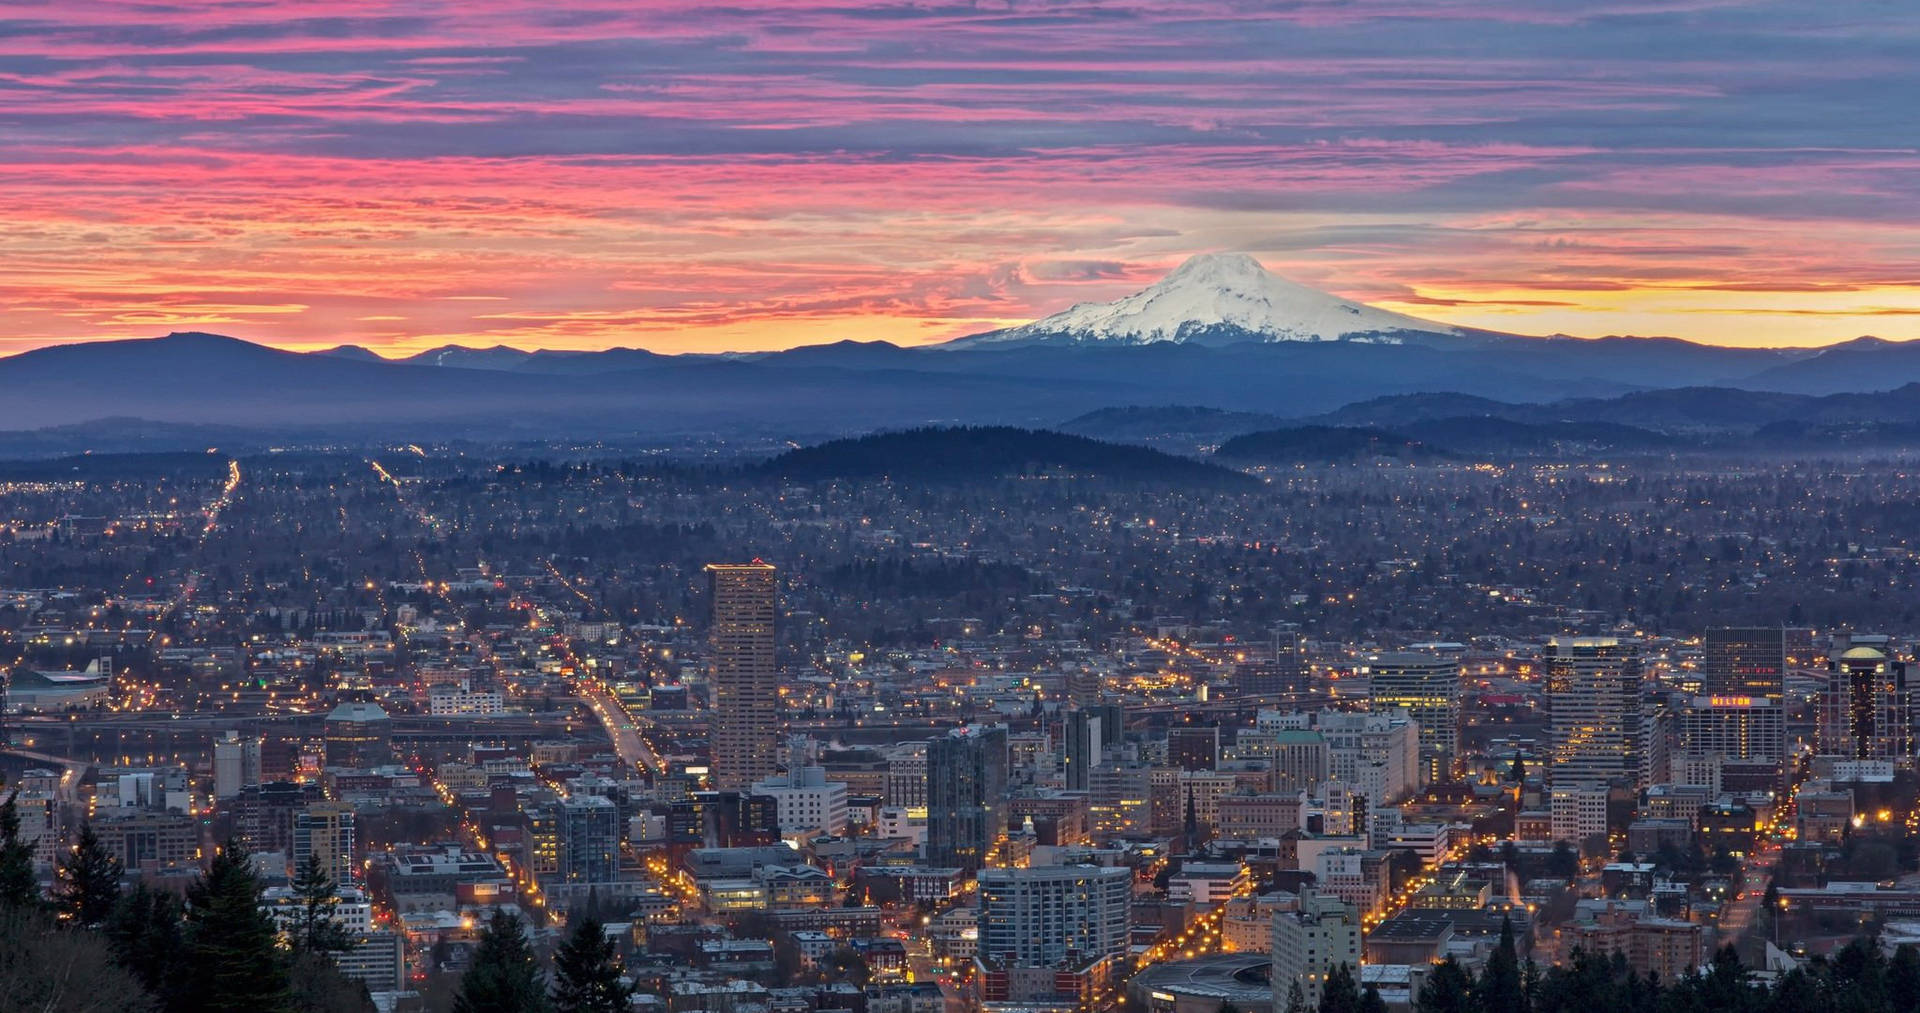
(1271, 889, 1362, 1009)
(750, 765, 850, 841)
(977, 864, 1132, 968)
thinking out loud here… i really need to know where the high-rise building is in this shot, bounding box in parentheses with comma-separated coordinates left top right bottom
(1362, 651, 1462, 782)
(1680, 696, 1786, 763)
(1823, 643, 1910, 759)
(1064, 708, 1106, 792)
(1546, 637, 1641, 788)
(707, 561, 780, 790)
(1271, 889, 1362, 1010)
(749, 765, 850, 841)
(322, 702, 392, 768)
(1702, 628, 1788, 700)
(1168, 724, 1220, 771)
(557, 795, 620, 883)
(978, 864, 1131, 967)
(1238, 626, 1308, 703)
(214, 731, 263, 799)
(293, 801, 357, 886)
(926, 725, 1007, 873)
(1315, 710, 1422, 804)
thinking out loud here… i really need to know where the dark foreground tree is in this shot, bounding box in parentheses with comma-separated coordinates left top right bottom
(1416, 956, 1475, 1013)
(453, 907, 550, 1013)
(185, 839, 292, 1013)
(289, 851, 353, 957)
(1318, 963, 1363, 1013)
(0, 904, 155, 1013)
(107, 883, 190, 1012)
(0, 790, 39, 908)
(552, 915, 632, 1013)
(56, 822, 123, 926)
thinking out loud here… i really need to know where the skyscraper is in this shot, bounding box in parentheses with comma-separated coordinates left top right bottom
(293, 801, 357, 886)
(1063, 708, 1104, 792)
(557, 795, 620, 883)
(1700, 627, 1789, 761)
(1362, 651, 1463, 783)
(978, 864, 1131, 967)
(707, 561, 779, 790)
(1823, 642, 1910, 760)
(1546, 637, 1641, 788)
(926, 724, 1008, 873)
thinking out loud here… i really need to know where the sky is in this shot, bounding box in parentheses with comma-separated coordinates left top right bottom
(2, 0, 1917, 355)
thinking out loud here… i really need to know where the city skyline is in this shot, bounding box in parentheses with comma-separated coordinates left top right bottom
(3, 2, 1917, 355)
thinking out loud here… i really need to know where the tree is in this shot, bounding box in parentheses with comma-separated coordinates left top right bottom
(289, 852, 352, 957)
(0, 791, 39, 909)
(1478, 916, 1527, 1013)
(1318, 963, 1363, 1013)
(1283, 980, 1308, 1013)
(1415, 957, 1474, 1013)
(552, 916, 631, 1013)
(453, 908, 550, 1013)
(55, 822, 123, 927)
(185, 839, 292, 1013)
(0, 905, 155, 1013)
(107, 882, 189, 1012)
(1359, 984, 1387, 1013)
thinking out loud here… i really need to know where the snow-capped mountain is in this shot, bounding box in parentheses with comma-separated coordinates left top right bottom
(947, 252, 1463, 348)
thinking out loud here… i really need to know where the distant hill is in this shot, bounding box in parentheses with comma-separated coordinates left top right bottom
(1058, 405, 1287, 442)
(757, 426, 1254, 486)
(1216, 425, 1443, 463)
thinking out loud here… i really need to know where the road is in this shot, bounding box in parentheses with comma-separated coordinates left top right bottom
(1719, 840, 1780, 941)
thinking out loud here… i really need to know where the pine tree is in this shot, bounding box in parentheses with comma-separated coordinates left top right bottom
(109, 881, 191, 1013)
(1359, 984, 1387, 1013)
(1415, 957, 1475, 1013)
(1318, 963, 1363, 1013)
(1284, 980, 1308, 1013)
(0, 790, 39, 909)
(1478, 916, 1527, 1013)
(454, 907, 551, 1013)
(54, 822, 122, 926)
(552, 915, 631, 1013)
(290, 851, 353, 956)
(185, 838, 292, 1013)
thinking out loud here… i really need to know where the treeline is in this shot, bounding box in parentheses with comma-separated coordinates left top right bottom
(0, 790, 634, 1013)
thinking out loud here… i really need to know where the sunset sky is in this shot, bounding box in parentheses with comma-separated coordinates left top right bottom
(3, 0, 1917, 355)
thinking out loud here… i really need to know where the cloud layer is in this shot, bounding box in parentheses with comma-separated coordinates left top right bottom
(2, 0, 1916, 352)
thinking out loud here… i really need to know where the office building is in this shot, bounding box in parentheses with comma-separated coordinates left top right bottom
(926, 725, 1007, 873)
(750, 765, 850, 841)
(1064, 708, 1105, 792)
(1702, 627, 1788, 699)
(558, 795, 620, 883)
(213, 731, 263, 799)
(1823, 643, 1911, 759)
(1168, 724, 1221, 771)
(293, 801, 357, 886)
(1547, 637, 1640, 788)
(322, 702, 392, 768)
(977, 864, 1131, 967)
(1271, 889, 1362, 1010)
(707, 562, 780, 790)
(1363, 651, 1463, 782)
(1679, 696, 1786, 763)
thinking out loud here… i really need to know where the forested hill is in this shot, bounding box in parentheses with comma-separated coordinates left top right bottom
(756, 425, 1254, 486)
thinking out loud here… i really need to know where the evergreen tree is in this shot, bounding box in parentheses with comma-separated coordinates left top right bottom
(552, 915, 631, 1013)
(0, 791, 39, 909)
(54, 822, 122, 926)
(1318, 963, 1363, 1013)
(1889, 945, 1920, 1013)
(107, 881, 190, 1011)
(454, 907, 551, 1013)
(1415, 956, 1475, 1013)
(1359, 983, 1388, 1013)
(289, 851, 353, 956)
(1478, 915, 1527, 1013)
(185, 838, 292, 1013)
(1283, 980, 1308, 1013)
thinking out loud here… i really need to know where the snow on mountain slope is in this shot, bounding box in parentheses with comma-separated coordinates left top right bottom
(948, 253, 1462, 348)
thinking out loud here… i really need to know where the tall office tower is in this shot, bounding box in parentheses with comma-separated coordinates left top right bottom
(926, 725, 1008, 873)
(1271, 889, 1362, 1010)
(707, 561, 779, 790)
(1064, 708, 1105, 791)
(1546, 637, 1641, 788)
(213, 730, 263, 799)
(1680, 696, 1786, 762)
(557, 795, 620, 883)
(1168, 724, 1221, 771)
(1362, 651, 1463, 783)
(1823, 644, 1911, 759)
(293, 802, 357, 886)
(1702, 628, 1788, 699)
(977, 864, 1132, 967)
(1239, 626, 1308, 703)
(323, 702, 392, 768)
